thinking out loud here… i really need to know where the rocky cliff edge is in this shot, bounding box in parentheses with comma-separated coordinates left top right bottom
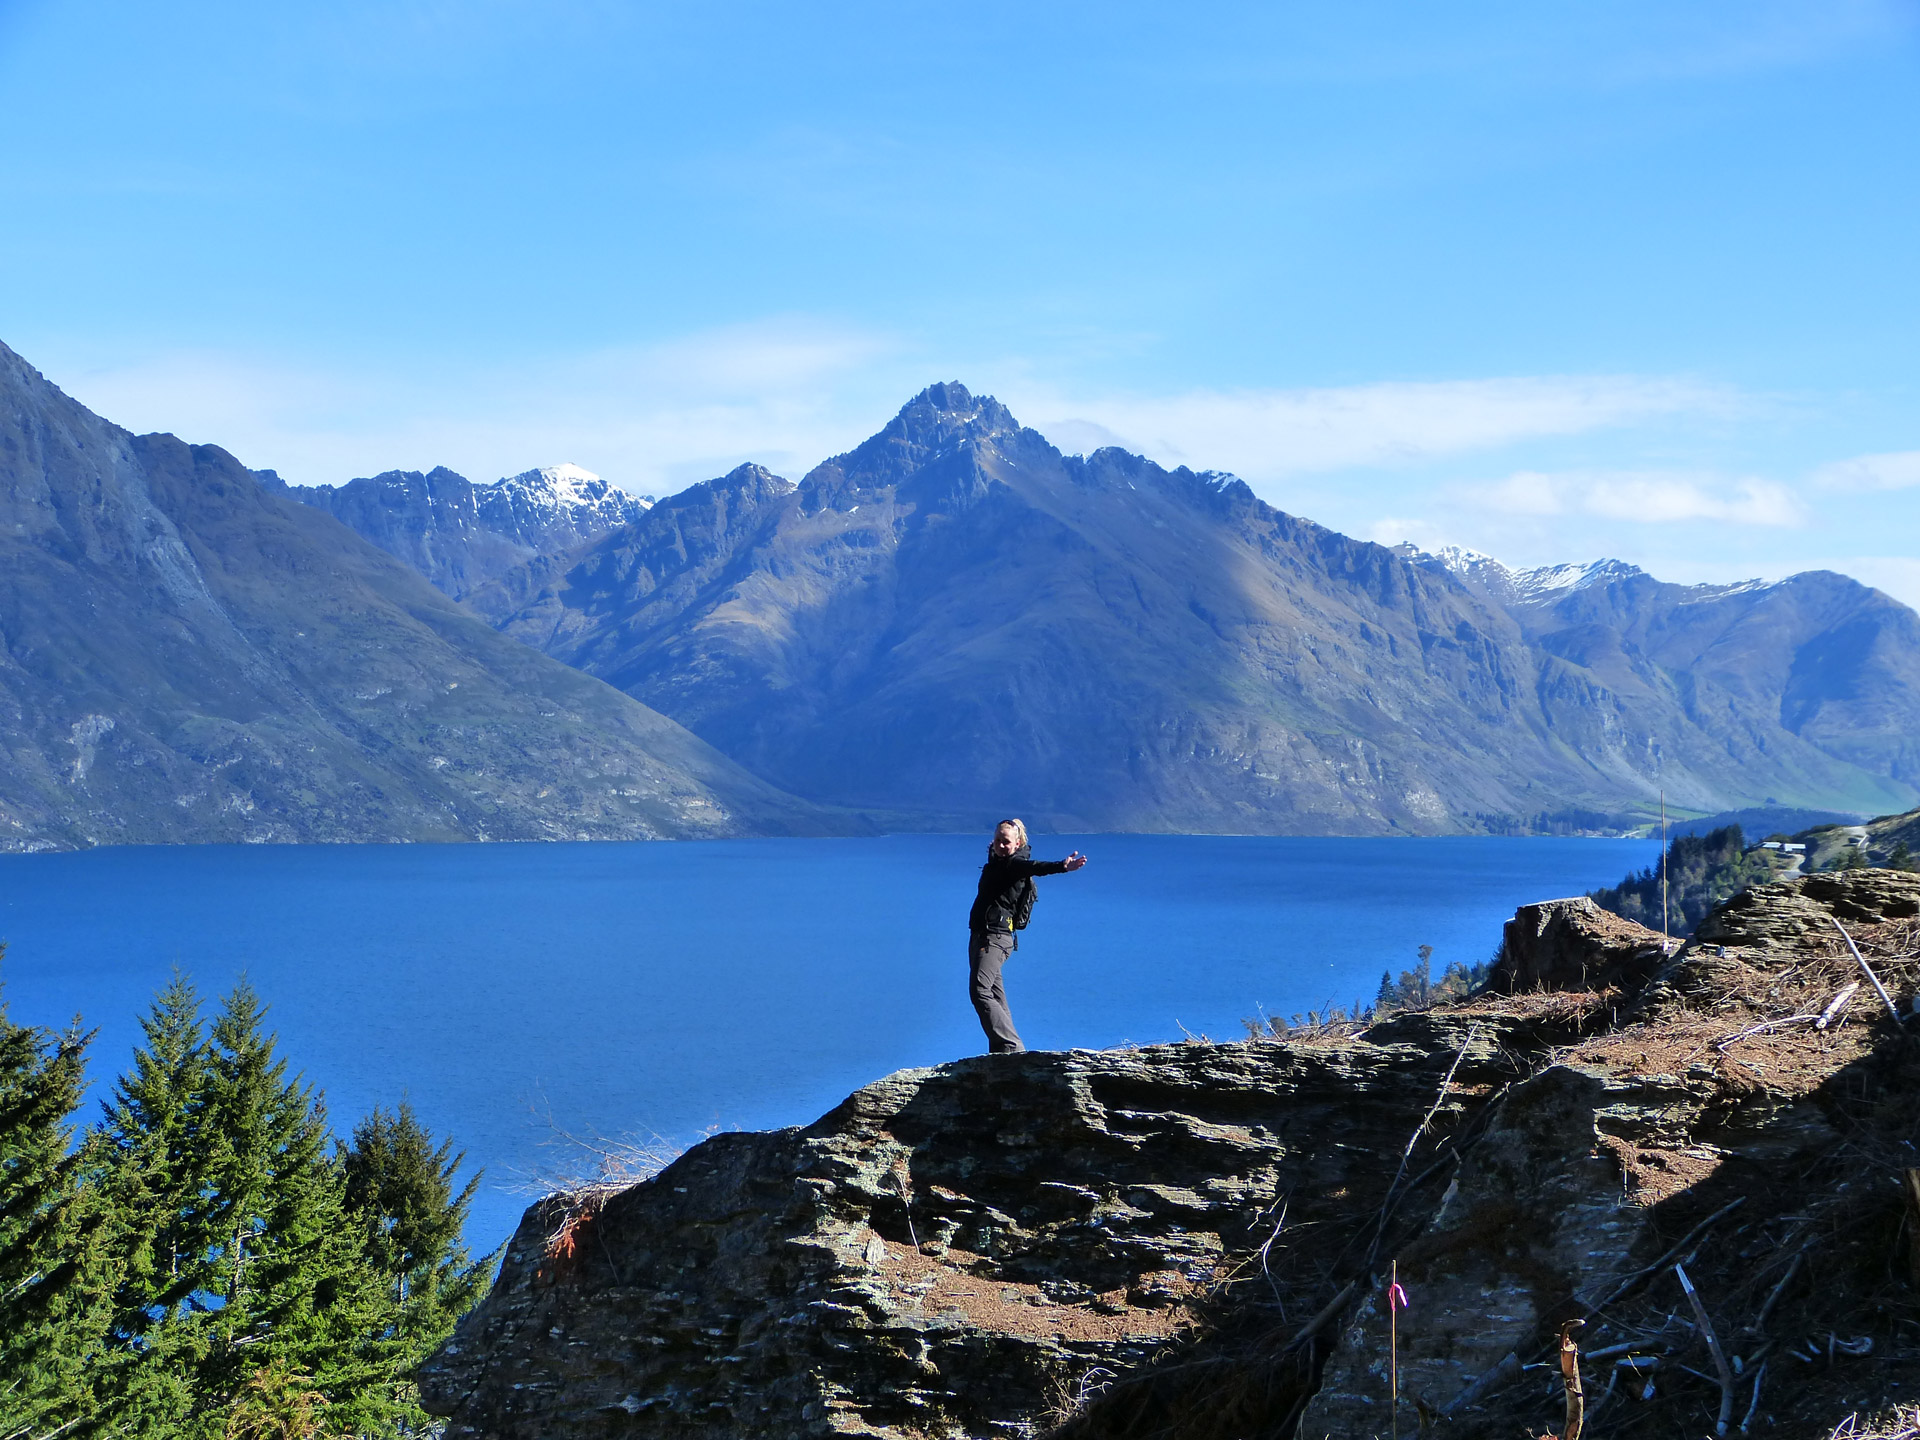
(422, 872, 1920, 1439)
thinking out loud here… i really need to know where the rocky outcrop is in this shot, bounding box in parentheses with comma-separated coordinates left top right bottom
(424, 871, 1920, 1439)
(1491, 895, 1670, 993)
(419, 1017, 1520, 1437)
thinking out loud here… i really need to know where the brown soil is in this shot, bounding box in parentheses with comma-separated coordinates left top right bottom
(869, 1239, 1202, 1344)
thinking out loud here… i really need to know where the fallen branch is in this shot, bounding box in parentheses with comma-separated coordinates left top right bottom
(1364, 1022, 1483, 1268)
(1585, 1340, 1669, 1361)
(1442, 1350, 1521, 1416)
(1714, 1015, 1820, 1050)
(1279, 1279, 1357, 1356)
(1830, 917, 1903, 1022)
(1387, 1026, 1482, 1196)
(1676, 1263, 1736, 1438)
(1740, 1359, 1767, 1434)
(1750, 1241, 1811, 1333)
(1816, 982, 1860, 1031)
(1587, 1197, 1746, 1319)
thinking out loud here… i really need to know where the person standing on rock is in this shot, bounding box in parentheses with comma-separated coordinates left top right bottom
(967, 819, 1088, 1054)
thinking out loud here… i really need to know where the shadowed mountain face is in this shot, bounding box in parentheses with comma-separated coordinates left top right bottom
(284, 462, 651, 602)
(477, 383, 1920, 834)
(0, 342, 837, 849)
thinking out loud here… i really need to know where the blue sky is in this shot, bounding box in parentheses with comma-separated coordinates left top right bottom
(3, 1, 1918, 603)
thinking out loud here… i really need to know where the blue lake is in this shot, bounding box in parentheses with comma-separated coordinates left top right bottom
(0, 834, 1656, 1249)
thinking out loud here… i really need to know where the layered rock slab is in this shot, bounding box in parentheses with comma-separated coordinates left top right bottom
(420, 1023, 1515, 1438)
(424, 872, 1920, 1440)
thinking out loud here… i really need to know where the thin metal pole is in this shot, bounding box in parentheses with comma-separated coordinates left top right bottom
(1661, 790, 1668, 945)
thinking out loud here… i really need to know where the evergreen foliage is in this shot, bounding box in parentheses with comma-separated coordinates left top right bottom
(1373, 944, 1488, 1013)
(0, 946, 108, 1434)
(1588, 824, 1776, 937)
(0, 961, 490, 1436)
(343, 1101, 492, 1358)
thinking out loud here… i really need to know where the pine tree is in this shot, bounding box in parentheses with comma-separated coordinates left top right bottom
(0, 948, 108, 1433)
(195, 979, 408, 1437)
(93, 972, 221, 1435)
(60, 973, 486, 1437)
(93, 976, 412, 1437)
(343, 1102, 491, 1357)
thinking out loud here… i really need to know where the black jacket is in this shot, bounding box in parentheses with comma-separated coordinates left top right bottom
(968, 843, 1069, 935)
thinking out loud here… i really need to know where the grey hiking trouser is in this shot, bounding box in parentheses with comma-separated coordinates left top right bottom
(968, 928, 1024, 1053)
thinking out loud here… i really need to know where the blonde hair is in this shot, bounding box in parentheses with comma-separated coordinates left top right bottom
(994, 818, 1028, 850)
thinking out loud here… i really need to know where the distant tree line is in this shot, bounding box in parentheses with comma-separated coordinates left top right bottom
(1471, 808, 1637, 837)
(0, 951, 489, 1437)
(1374, 944, 1489, 1013)
(1588, 824, 1778, 937)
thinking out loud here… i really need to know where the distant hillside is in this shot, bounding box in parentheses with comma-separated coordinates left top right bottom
(0, 340, 840, 850)
(1658, 805, 1864, 845)
(1590, 800, 1920, 936)
(283, 463, 651, 602)
(466, 383, 1920, 834)
(1409, 546, 1920, 812)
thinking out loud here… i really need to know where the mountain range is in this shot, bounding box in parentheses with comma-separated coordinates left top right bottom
(0, 341, 838, 849)
(7, 338, 1917, 849)
(344, 382, 1915, 835)
(276, 462, 652, 603)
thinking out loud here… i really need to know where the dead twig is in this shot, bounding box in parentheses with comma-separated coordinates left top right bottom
(1587, 1197, 1747, 1319)
(1830, 917, 1903, 1022)
(1366, 1022, 1482, 1267)
(1816, 982, 1861, 1031)
(1740, 1359, 1767, 1434)
(1254, 1199, 1289, 1309)
(1676, 1263, 1736, 1438)
(1750, 1241, 1811, 1333)
(1715, 1014, 1820, 1050)
(1442, 1351, 1521, 1416)
(1279, 1279, 1356, 1356)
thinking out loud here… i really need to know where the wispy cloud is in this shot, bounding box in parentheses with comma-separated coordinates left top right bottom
(1461, 468, 1805, 527)
(1812, 450, 1920, 492)
(1017, 375, 1736, 480)
(44, 318, 905, 493)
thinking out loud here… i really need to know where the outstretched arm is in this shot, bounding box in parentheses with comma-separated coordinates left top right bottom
(1018, 851, 1088, 876)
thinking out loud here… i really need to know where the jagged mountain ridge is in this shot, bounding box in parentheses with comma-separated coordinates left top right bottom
(464, 382, 1920, 833)
(1415, 544, 1920, 800)
(0, 340, 839, 849)
(282, 462, 652, 602)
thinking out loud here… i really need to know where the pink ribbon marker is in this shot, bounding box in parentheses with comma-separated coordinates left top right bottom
(1388, 1282, 1410, 1312)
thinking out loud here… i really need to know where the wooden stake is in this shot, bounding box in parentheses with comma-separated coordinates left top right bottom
(1558, 1318, 1586, 1440)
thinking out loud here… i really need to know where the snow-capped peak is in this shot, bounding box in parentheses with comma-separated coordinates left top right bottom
(1505, 558, 1643, 601)
(491, 464, 655, 516)
(1394, 545, 1650, 606)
